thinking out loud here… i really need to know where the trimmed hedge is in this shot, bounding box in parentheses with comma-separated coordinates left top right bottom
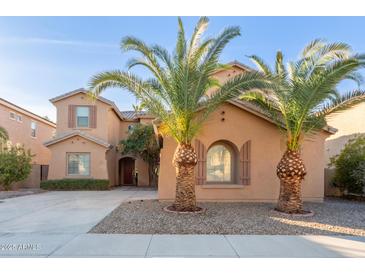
(40, 179, 110, 191)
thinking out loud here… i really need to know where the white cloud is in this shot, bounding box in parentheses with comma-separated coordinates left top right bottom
(0, 36, 118, 48)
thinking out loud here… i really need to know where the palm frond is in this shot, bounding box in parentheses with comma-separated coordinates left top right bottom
(301, 39, 326, 58)
(317, 90, 365, 116)
(248, 55, 273, 76)
(275, 51, 286, 78)
(200, 71, 273, 121)
(240, 39, 365, 151)
(175, 17, 186, 63)
(151, 45, 173, 71)
(188, 16, 209, 58)
(121, 36, 168, 88)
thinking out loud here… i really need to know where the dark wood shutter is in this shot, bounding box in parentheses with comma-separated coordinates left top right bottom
(68, 105, 76, 128)
(90, 105, 97, 128)
(195, 139, 206, 185)
(240, 140, 251, 185)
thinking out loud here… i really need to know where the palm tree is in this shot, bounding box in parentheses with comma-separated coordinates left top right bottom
(241, 39, 365, 214)
(89, 17, 271, 212)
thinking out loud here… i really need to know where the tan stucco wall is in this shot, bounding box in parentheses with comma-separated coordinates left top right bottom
(106, 109, 121, 186)
(49, 93, 152, 186)
(51, 93, 128, 186)
(53, 93, 111, 141)
(47, 135, 109, 181)
(0, 100, 55, 188)
(158, 102, 329, 202)
(0, 102, 54, 165)
(136, 158, 150, 186)
(325, 102, 365, 165)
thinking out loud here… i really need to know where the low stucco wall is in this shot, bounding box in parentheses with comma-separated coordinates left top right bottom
(158, 103, 328, 202)
(47, 136, 109, 181)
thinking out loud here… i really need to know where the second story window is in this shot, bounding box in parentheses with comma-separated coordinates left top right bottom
(76, 106, 90, 128)
(16, 114, 22, 122)
(31, 121, 37, 137)
(10, 112, 22, 122)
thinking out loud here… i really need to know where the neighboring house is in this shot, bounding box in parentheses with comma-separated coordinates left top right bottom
(0, 98, 56, 188)
(44, 89, 154, 187)
(325, 102, 365, 165)
(158, 63, 336, 202)
(44, 62, 336, 202)
(323, 102, 365, 195)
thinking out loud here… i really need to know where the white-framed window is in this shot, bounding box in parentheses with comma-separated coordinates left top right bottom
(67, 153, 90, 176)
(15, 114, 22, 122)
(9, 112, 16, 120)
(9, 112, 22, 122)
(76, 106, 90, 128)
(30, 121, 37, 138)
(206, 144, 232, 182)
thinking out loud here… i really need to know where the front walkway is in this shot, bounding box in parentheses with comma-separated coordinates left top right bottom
(1, 233, 364, 257)
(0, 189, 364, 257)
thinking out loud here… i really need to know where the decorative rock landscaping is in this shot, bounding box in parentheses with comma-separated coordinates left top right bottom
(90, 198, 365, 236)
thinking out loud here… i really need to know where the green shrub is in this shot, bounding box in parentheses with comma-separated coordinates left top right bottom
(0, 144, 33, 191)
(330, 135, 365, 194)
(40, 179, 110, 190)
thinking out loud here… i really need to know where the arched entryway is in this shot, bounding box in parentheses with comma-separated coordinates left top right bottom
(119, 157, 136, 186)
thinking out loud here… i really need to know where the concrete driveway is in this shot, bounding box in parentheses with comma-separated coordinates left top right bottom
(0, 188, 156, 234)
(0, 189, 364, 257)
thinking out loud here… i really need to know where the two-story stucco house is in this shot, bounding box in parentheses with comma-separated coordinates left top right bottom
(158, 62, 335, 202)
(45, 62, 335, 202)
(44, 89, 154, 187)
(0, 98, 56, 188)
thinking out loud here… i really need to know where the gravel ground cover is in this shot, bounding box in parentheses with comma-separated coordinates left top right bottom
(90, 198, 365, 236)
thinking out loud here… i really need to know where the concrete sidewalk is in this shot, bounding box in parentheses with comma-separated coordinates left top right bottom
(1, 189, 364, 258)
(0, 233, 364, 257)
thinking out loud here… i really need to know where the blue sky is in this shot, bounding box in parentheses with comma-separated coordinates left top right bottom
(0, 16, 364, 121)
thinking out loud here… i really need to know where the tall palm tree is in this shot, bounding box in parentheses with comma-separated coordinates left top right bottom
(241, 39, 365, 214)
(89, 17, 271, 212)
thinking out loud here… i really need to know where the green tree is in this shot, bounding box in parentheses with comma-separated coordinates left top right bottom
(89, 17, 271, 211)
(330, 135, 365, 194)
(0, 145, 33, 190)
(240, 39, 365, 213)
(120, 124, 160, 187)
(0, 126, 8, 145)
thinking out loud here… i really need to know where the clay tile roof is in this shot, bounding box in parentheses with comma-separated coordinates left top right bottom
(120, 111, 150, 120)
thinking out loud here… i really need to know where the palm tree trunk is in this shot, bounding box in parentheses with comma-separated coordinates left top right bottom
(172, 143, 198, 211)
(276, 150, 307, 213)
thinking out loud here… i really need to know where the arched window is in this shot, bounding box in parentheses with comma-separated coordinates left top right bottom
(206, 143, 232, 182)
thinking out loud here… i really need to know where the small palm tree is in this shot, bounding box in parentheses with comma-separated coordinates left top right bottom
(89, 17, 271, 212)
(241, 39, 365, 214)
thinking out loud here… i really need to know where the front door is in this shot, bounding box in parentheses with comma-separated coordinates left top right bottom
(122, 158, 135, 185)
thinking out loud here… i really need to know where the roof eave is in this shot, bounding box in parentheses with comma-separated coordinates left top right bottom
(0, 98, 56, 127)
(44, 131, 111, 149)
(50, 88, 126, 121)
